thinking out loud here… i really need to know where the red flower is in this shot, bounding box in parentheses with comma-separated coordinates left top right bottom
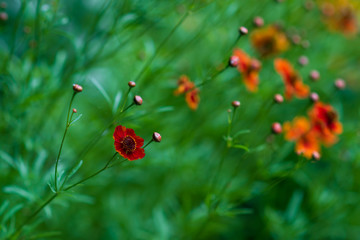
(274, 58, 310, 99)
(113, 125, 145, 161)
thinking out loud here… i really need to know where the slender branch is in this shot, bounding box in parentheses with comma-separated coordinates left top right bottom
(133, 11, 190, 84)
(54, 92, 76, 191)
(10, 193, 58, 239)
(63, 152, 118, 191)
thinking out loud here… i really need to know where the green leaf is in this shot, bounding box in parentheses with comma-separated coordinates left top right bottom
(156, 106, 174, 113)
(232, 144, 249, 152)
(2, 204, 24, 224)
(233, 129, 251, 138)
(3, 186, 35, 201)
(70, 114, 83, 125)
(67, 160, 83, 180)
(112, 91, 122, 114)
(0, 151, 14, 168)
(90, 77, 112, 106)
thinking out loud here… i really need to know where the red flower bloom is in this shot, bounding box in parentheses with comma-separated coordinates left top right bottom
(233, 49, 261, 92)
(274, 58, 310, 99)
(113, 125, 145, 161)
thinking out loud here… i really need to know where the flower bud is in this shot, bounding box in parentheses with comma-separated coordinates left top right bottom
(298, 56, 309, 66)
(128, 81, 136, 88)
(250, 59, 261, 71)
(231, 100, 240, 108)
(271, 122, 282, 134)
(229, 55, 239, 67)
(253, 16, 264, 28)
(273, 94, 284, 104)
(309, 92, 319, 102)
(312, 151, 321, 161)
(309, 70, 320, 81)
(0, 12, 8, 21)
(238, 26, 248, 36)
(134, 95, 143, 105)
(73, 84, 83, 93)
(291, 35, 301, 45)
(152, 132, 162, 142)
(334, 78, 346, 90)
(301, 40, 310, 49)
(72, 108, 77, 113)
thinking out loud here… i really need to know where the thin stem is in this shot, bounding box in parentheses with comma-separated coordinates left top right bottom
(1, 1, 27, 73)
(133, 11, 190, 84)
(143, 139, 153, 149)
(10, 193, 58, 239)
(120, 88, 132, 112)
(64, 152, 118, 191)
(54, 92, 76, 191)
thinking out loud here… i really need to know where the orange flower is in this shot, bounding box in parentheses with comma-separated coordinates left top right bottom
(250, 25, 289, 57)
(113, 125, 145, 161)
(283, 117, 320, 159)
(174, 75, 194, 95)
(295, 131, 321, 159)
(185, 89, 200, 110)
(320, 0, 358, 36)
(274, 58, 310, 99)
(174, 75, 200, 110)
(308, 102, 343, 146)
(233, 49, 261, 92)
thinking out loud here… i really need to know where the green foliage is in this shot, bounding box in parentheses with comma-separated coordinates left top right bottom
(1, 0, 360, 239)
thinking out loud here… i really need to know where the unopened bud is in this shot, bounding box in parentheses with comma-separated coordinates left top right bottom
(302, 40, 310, 49)
(271, 122, 282, 134)
(291, 35, 301, 45)
(0, 12, 8, 21)
(238, 26, 248, 36)
(229, 55, 239, 67)
(309, 70, 320, 81)
(73, 84, 83, 93)
(231, 100, 240, 108)
(72, 108, 77, 113)
(128, 81, 136, 88)
(298, 56, 309, 66)
(253, 16, 264, 27)
(309, 92, 319, 102)
(312, 151, 321, 161)
(152, 132, 162, 142)
(334, 78, 346, 90)
(250, 59, 261, 71)
(134, 95, 143, 105)
(273, 94, 284, 104)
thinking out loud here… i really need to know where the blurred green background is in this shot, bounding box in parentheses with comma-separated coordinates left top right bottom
(1, 0, 360, 239)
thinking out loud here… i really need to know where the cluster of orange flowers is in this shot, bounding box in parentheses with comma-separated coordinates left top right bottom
(284, 102, 343, 159)
(320, 0, 359, 36)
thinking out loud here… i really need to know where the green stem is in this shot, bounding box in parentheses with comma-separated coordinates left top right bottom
(64, 152, 118, 191)
(143, 139, 153, 149)
(120, 87, 132, 112)
(133, 11, 190, 84)
(10, 193, 58, 239)
(54, 92, 76, 191)
(1, 1, 27, 73)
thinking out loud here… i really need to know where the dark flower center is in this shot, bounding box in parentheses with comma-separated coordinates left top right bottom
(121, 136, 136, 153)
